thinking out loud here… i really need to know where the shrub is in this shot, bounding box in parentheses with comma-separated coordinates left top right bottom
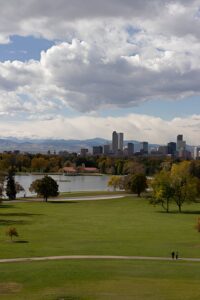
(6, 227, 19, 241)
(195, 218, 200, 232)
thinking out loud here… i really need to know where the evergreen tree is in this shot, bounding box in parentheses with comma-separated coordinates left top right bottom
(6, 169, 16, 200)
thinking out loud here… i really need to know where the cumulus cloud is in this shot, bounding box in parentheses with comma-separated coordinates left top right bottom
(0, 0, 199, 135)
(0, 35, 200, 115)
(0, 0, 199, 41)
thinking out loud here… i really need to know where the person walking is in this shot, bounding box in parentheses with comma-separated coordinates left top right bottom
(175, 251, 179, 260)
(171, 251, 175, 259)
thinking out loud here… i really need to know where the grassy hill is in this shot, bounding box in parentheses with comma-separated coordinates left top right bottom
(1, 196, 200, 299)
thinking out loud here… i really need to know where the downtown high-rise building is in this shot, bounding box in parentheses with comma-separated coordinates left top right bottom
(112, 131, 118, 154)
(176, 134, 186, 152)
(112, 131, 124, 154)
(127, 142, 134, 156)
(118, 133, 124, 151)
(140, 141, 148, 154)
(167, 142, 176, 156)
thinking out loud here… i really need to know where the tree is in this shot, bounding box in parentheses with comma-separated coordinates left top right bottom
(123, 161, 144, 175)
(29, 176, 59, 202)
(29, 179, 42, 197)
(6, 227, 18, 241)
(15, 182, 25, 195)
(31, 157, 48, 172)
(0, 172, 6, 200)
(171, 162, 199, 213)
(151, 170, 174, 213)
(107, 176, 123, 191)
(124, 173, 147, 197)
(151, 162, 199, 213)
(6, 169, 16, 200)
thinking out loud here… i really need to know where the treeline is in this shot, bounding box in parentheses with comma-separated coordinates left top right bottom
(108, 160, 200, 213)
(151, 160, 200, 212)
(0, 152, 172, 175)
(0, 168, 59, 202)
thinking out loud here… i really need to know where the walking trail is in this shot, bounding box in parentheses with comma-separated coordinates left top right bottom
(3, 194, 125, 203)
(1, 255, 200, 264)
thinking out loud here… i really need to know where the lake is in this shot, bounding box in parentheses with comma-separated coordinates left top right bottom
(15, 174, 111, 197)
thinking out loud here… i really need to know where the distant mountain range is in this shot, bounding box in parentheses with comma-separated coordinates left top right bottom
(0, 137, 193, 154)
(0, 137, 146, 153)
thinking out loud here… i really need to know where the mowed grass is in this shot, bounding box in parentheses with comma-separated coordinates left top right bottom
(1, 259, 200, 299)
(0, 196, 200, 259)
(58, 190, 126, 198)
(1, 197, 200, 299)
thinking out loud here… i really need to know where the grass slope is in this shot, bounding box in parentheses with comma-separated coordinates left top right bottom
(1, 260, 200, 299)
(0, 196, 200, 259)
(1, 196, 200, 299)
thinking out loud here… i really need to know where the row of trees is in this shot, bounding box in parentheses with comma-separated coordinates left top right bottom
(0, 169, 59, 202)
(108, 160, 200, 213)
(151, 161, 200, 212)
(108, 173, 147, 197)
(0, 151, 170, 175)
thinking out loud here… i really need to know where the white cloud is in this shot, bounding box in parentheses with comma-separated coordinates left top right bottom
(0, 34, 200, 115)
(0, 114, 199, 145)
(0, 0, 199, 132)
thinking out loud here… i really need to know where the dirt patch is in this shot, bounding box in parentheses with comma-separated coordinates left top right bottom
(56, 296, 88, 300)
(0, 282, 22, 294)
(190, 244, 200, 248)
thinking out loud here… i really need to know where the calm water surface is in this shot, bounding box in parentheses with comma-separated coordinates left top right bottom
(15, 174, 111, 197)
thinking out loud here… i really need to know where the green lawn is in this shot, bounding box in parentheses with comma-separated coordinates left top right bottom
(1, 196, 200, 299)
(0, 196, 200, 259)
(58, 190, 126, 198)
(1, 259, 200, 299)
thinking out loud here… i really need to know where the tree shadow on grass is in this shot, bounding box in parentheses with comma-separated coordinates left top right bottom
(157, 210, 200, 215)
(0, 204, 16, 209)
(0, 219, 30, 226)
(181, 211, 200, 215)
(48, 201, 79, 204)
(14, 240, 29, 243)
(0, 212, 43, 217)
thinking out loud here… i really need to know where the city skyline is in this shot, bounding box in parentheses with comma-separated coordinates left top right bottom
(0, 1, 199, 145)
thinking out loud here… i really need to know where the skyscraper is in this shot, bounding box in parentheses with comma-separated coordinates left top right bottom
(167, 142, 176, 156)
(93, 146, 103, 156)
(112, 131, 118, 154)
(103, 144, 111, 155)
(127, 143, 134, 156)
(140, 142, 148, 154)
(112, 131, 124, 154)
(176, 134, 186, 152)
(118, 133, 124, 151)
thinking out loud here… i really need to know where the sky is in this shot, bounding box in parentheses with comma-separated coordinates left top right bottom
(0, 0, 200, 145)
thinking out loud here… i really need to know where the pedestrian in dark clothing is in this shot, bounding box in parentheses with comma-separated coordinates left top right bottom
(171, 251, 175, 259)
(175, 252, 179, 260)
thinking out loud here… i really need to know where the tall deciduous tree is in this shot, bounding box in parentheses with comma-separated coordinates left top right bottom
(29, 176, 59, 202)
(151, 170, 174, 213)
(124, 173, 147, 197)
(107, 176, 123, 191)
(151, 161, 199, 213)
(171, 162, 198, 213)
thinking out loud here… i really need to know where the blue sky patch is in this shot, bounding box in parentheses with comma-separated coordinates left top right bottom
(0, 35, 54, 62)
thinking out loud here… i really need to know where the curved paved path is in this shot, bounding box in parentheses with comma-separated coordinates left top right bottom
(1, 255, 200, 264)
(51, 195, 125, 201)
(3, 194, 126, 203)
